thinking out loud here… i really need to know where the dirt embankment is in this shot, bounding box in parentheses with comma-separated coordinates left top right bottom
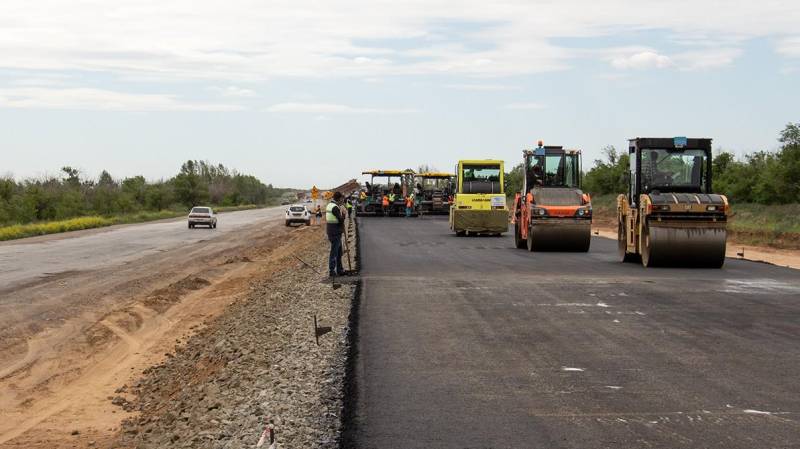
(113, 221, 358, 448)
(0, 217, 353, 448)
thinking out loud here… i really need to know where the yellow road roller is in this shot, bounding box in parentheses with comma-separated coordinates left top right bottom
(450, 160, 508, 236)
(618, 137, 729, 267)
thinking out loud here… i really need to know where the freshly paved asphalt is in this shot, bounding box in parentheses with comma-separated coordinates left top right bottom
(348, 216, 800, 449)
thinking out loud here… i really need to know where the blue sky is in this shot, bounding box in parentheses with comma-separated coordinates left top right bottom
(1, 1, 798, 188)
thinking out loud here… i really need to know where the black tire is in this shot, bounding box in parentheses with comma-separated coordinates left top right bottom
(188, 223, 193, 229)
(455, 230, 466, 237)
(514, 222, 526, 249)
(212, 222, 217, 229)
(641, 223, 653, 267)
(285, 221, 290, 227)
(618, 218, 639, 263)
(526, 226, 535, 252)
(306, 220, 311, 226)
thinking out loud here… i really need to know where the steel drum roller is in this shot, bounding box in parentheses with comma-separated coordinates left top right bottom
(529, 221, 591, 252)
(643, 223, 726, 267)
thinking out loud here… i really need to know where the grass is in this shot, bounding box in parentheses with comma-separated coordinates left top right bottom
(588, 193, 800, 250)
(0, 204, 261, 242)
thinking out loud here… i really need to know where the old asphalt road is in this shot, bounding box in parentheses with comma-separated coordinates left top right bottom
(348, 216, 800, 448)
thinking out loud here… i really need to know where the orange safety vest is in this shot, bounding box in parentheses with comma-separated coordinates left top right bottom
(382, 196, 389, 206)
(405, 197, 413, 207)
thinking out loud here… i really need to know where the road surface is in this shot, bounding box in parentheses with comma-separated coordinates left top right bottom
(0, 207, 285, 340)
(348, 216, 800, 448)
(0, 207, 284, 290)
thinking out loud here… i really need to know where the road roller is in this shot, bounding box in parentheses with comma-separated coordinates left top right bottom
(618, 137, 729, 268)
(512, 142, 592, 252)
(450, 160, 508, 236)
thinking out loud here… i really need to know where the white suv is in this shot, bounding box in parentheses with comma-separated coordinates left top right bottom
(285, 204, 311, 226)
(188, 206, 217, 229)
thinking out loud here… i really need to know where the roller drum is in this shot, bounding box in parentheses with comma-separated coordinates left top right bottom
(528, 221, 591, 252)
(642, 223, 726, 268)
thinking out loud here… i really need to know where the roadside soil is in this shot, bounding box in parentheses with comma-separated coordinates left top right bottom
(114, 220, 357, 449)
(0, 217, 329, 448)
(590, 214, 800, 270)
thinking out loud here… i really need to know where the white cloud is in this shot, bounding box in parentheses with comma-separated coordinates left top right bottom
(0, 0, 797, 83)
(504, 102, 546, 110)
(611, 51, 673, 70)
(445, 83, 519, 91)
(608, 46, 742, 71)
(672, 47, 742, 70)
(0, 87, 242, 111)
(777, 36, 800, 57)
(209, 86, 257, 98)
(266, 102, 417, 114)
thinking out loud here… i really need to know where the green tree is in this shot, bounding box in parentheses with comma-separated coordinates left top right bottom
(504, 163, 524, 196)
(122, 176, 148, 206)
(583, 146, 629, 195)
(172, 160, 209, 207)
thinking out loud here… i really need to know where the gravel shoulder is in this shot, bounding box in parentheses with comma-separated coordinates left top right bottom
(113, 218, 359, 449)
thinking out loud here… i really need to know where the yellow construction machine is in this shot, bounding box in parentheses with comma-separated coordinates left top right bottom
(450, 160, 508, 236)
(359, 170, 415, 216)
(414, 172, 455, 215)
(618, 137, 729, 267)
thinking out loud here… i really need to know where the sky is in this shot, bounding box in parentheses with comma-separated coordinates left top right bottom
(1, 0, 799, 188)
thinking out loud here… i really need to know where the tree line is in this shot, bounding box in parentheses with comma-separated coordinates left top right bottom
(504, 122, 799, 204)
(0, 160, 292, 226)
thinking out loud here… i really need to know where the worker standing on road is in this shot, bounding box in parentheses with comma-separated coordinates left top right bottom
(314, 204, 322, 225)
(326, 192, 346, 278)
(382, 193, 390, 216)
(405, 194, 414, 217)
(346, 199, 354, 219)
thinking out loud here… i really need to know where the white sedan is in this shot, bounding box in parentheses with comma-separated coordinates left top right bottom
(188, 206, 217, 229)
(285, 204, 311, 226)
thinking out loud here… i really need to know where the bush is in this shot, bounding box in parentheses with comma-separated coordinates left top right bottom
(0, 160, 293, 227)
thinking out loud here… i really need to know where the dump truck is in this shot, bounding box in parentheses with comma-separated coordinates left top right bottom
(450, 160, 508, 236)
(512, 142, 592, 251)
(618, 137, 729, 267)
(359, 170, 415, 216)
(414, 172, 455, 215)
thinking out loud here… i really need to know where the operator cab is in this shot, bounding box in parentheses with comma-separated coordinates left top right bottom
(523, 144, 582, 193)
(459, 162, 502, 194)
(626, 137, 714, 207)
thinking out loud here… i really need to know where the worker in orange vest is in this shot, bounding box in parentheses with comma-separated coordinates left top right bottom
(405, 194, 414, 217)
(381, 193, 390, 216)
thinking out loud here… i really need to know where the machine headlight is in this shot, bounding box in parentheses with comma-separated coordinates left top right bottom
(706, 205, 718, 211)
